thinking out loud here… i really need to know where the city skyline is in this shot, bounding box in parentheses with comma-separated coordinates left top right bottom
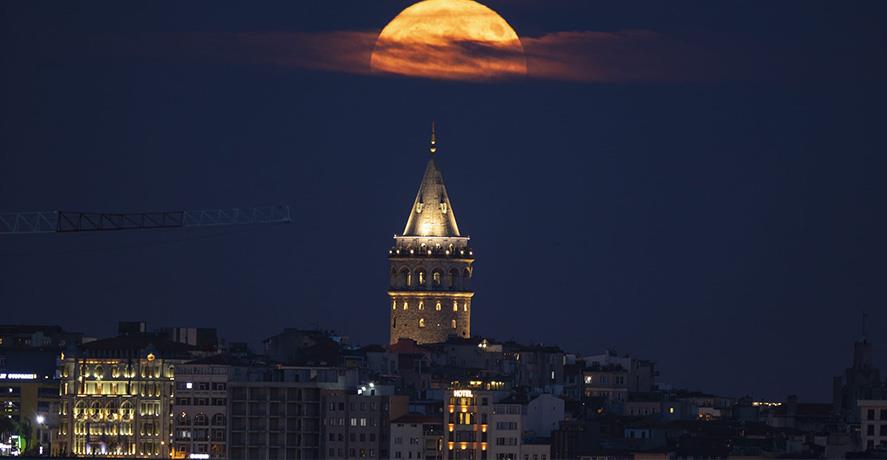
(2, 0, 887, 406)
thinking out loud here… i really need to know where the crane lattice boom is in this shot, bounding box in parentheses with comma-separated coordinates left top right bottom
(0, 205, 291, 235)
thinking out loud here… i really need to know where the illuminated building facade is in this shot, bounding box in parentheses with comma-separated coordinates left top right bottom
(56, 336, 195, 457)
(389, 126, 475, 345)
(442, 381, 509, 460)
(0, 350, 59, 456)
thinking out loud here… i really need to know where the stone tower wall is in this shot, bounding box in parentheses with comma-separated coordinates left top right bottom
(388, 255, 473, 344)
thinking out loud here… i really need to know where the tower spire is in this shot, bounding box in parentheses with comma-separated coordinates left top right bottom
(430, 121, 437, 155)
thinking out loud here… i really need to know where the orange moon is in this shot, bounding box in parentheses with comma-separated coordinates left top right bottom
(370, 0, 527, 80)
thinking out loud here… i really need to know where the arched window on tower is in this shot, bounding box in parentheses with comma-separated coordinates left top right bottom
(453, 301, 459, 312)
(401, 268, 412, 288)
(449, 269, 459, 290)
(418, 301, 424, 310)
(432, 271, 442, 287)
(417, 269, 426, 287)
(392, 317, 397, 328)
(419, 318, 426, 328)
(451, 319, 457, 329)
(402, 301, 408, 310)
(435, 302, 442, 311)
(464, 302, 469, 312)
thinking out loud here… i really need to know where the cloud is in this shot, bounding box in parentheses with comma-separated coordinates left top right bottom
(200, 29, 706, 83)
(25, 27, 873, 84)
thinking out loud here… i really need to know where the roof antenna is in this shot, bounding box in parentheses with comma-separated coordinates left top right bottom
(430, 121, 438, 156)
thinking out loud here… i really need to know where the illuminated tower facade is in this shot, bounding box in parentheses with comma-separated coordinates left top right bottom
(388, 125, 474, 345)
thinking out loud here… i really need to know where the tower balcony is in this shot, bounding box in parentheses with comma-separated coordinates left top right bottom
(388, 245, 474, 259)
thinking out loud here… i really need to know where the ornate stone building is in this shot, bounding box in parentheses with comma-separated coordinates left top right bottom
(388, 126, 475, 345)
(55, 335, 194, 458)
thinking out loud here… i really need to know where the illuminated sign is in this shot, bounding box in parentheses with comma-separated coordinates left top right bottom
(453, 390, 473, 397)
(0, 373, 37, 380)
(189, 454, 210, 459)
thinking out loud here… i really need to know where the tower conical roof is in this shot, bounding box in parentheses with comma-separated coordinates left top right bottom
(402, 157, 461, 237)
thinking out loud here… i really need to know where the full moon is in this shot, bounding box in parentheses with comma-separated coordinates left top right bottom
(370, 0, 527, 80)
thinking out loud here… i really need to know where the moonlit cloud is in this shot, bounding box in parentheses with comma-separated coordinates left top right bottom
(194, 29, 708, 83)
(28, 27, 875, 84)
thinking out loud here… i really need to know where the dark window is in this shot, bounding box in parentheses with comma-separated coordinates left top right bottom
(870, 410, 877, 421)
(868, 424, 876, 435)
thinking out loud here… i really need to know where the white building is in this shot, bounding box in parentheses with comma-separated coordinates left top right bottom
(859, 400, 887, 450)
(390, 414, 444, 460)
(489, 401, 522, 460)
(519, 442, 550, 460)
(523, 394, 563, 438)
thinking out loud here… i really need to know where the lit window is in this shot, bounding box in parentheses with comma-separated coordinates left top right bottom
(419, 301, 424, 310)
(436, 302, 442, 311)
(418, 270, 426, 285)
(419, 318, 426, 328)
(453, 301, 458, 312)
(433, 272, 441, 286)
(464, 303, 469, 312)
(451, 320, 457, 329)
(392, 300, 397, 310)
(403, 301, 408, 310)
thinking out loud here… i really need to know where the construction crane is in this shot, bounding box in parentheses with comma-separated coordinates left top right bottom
(0, 205, 291, 235)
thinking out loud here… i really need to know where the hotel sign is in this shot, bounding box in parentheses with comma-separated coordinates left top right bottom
(0, 373, 37, 380)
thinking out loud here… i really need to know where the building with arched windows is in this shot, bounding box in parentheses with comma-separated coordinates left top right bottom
(388, 126, 475, 344)
(55, 335, 195, 458)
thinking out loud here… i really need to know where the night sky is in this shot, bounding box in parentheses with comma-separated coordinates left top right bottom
(2, 1, 886, 401)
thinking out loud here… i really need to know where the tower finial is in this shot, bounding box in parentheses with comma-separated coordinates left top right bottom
(430, 121, 437, 155)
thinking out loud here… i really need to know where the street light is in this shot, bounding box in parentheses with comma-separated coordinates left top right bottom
(35, 414, 46, 456)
